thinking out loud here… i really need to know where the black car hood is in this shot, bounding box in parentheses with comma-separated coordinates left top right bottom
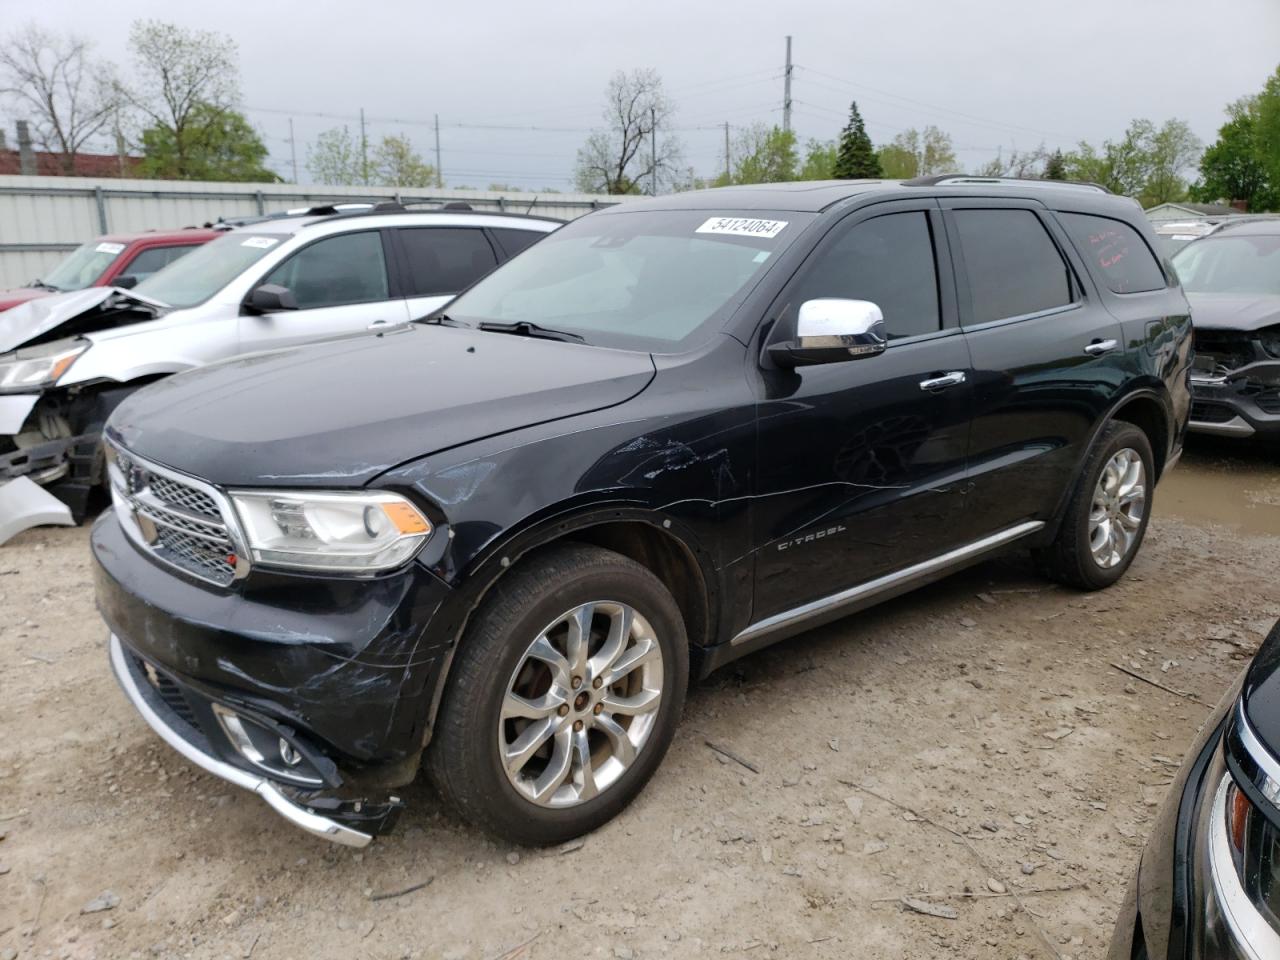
(1244, 620, 1280, 754)
(108, 324, 656, 487)
(1187, 293, 1280, 332)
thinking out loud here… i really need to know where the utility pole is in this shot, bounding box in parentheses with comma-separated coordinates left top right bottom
(650, 106, 658, 196)
(359, 107, 369, 185)
(288, 117, 298, 183)
(724, 122, 731, 181)
(433, 113, 443, 188)
(782, 35, 793, 134)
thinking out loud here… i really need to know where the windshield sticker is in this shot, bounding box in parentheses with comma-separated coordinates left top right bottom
(696, 217, 788, 239)
(95, 242, 125, 255)
(241, 237, 279, 249)
(753, 250, 772, 263)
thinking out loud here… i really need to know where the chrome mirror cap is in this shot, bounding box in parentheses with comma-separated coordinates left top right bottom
(796, 299, 887, 356)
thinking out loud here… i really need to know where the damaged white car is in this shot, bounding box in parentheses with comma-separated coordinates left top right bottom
(0, 203, 559, 543)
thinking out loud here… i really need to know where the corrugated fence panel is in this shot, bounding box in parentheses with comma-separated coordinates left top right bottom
(0, 175, 633, 289)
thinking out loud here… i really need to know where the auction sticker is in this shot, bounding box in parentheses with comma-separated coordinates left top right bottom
(241, 237, 279, 249)
(95, 242, 125, 255)
(696, 217, 788, 239)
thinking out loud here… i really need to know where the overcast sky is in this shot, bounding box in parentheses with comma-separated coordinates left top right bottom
(8, 0, 1280, 192)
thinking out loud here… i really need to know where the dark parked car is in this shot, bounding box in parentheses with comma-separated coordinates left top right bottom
(1174, 219, 1280, 438)
(94, 177, 1192, 847)
(0, 228, 218, 312)
(1108, 619, 1280, 959)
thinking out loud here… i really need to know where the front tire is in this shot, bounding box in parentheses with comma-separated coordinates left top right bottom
(426, 543, 688, 846)
(1037, 420, 1154, 590)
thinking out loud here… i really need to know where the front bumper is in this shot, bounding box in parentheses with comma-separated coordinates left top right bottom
(108, 633, 376, 847)
(1188, 367, 1280, 438)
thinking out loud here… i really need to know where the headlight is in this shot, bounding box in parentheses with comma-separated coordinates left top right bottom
(1259, 326, 1280, 360)
(228, 490, 432, 573)
(0, 338, 88, 393)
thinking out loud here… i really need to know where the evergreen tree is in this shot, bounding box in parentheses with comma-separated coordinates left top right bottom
(832, 101, 881, 179)
(1043, 149, 1067, 181)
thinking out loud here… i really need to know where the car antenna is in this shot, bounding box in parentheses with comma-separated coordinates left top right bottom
(525, 195, 539, 215)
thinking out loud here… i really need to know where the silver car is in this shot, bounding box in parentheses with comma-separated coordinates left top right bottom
(0, 204, 560, 541)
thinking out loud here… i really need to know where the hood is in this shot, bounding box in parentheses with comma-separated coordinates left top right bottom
(0, 287, 54, 313)
(1244, 620, 1280, 754)
(0, 287, 169, 354)
(1187, 292, 1280, 332)
(107, 324, 656, 487)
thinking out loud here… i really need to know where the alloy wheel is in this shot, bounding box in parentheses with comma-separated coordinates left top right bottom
(1088, 447, 1146, 569)
(498, 601, 664, 808)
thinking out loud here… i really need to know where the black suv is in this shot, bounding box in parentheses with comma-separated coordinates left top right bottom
(94, 177, 1192, 847)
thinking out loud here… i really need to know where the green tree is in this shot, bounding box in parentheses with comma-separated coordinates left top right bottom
(1143, 119, 1202, 205)
(728, 124, 797, 184)
(139, 103, 275, 181)
(307, 126, 362, 185)
(1193, 100, 1277, 210)
(1256, 66, 1280, 192)
(1063, 118, 1200, 203)
(877, 126, 956, 178)
(799, 139, 837, 180)
(126, 20, 242, 179)
(1043, 149, 1067, 180)
(372, 133, 435, 187)
(831, 100, 881, 178)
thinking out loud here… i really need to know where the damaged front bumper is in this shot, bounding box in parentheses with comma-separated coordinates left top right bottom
(1189, 331, 1280, 438)
(0, 394, 83, 544)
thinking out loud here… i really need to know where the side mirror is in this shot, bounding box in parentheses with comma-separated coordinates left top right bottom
(245, 283, 298, 314)
(114, 275, 138, 290)
(768, 299, 887, 368)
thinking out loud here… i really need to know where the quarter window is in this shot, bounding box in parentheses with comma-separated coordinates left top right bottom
(397, 228, 498, 296)
(490, 227, 546, 259)
(791, 211, 941, 340)
(263, 232, 389, 309)
(953, 209, 1073, 324)
(1058, 213, 1166, 294)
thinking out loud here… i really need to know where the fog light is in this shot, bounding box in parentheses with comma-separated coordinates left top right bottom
(280, 738, 302, 767)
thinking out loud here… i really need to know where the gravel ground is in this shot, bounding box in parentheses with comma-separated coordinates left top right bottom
(1, 441, 1278, 960)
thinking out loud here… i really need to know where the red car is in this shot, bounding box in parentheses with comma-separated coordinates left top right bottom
(0, 228, 220, 312)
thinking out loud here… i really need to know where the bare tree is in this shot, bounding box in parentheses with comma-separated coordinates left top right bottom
(573, 69, 681, 194)
(0, 23, 121, 173)
(125, 20, 240, 178)
(973, 143, 1050, 178)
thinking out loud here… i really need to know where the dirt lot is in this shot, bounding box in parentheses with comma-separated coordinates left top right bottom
(3, 438, 1280, 960)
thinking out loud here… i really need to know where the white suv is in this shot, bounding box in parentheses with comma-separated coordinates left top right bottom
(0, 205, 560, 540)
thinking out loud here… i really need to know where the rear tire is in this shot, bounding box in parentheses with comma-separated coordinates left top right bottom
(426, 543, 688, 846)
(1037, 421, 1153, 591)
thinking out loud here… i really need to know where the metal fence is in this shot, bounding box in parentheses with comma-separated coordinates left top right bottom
(0, 175, 629, 289)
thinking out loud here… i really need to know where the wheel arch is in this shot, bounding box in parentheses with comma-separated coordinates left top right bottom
(1108, 390, 1173, 480)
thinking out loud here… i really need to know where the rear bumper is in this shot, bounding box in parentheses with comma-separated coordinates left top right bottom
(108, 633, 376, 847)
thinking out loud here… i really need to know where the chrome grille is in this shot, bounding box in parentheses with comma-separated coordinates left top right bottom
(109, 444, 242, 587)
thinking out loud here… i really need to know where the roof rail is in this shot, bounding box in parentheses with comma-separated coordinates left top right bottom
(905, 174, 1111, 195)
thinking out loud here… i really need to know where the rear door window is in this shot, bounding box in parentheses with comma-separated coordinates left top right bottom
(262, 232, 390, 309)
(397, 227, 499, 296)
(121, 245, 192, 281)
(1058, 213, 1166, 294)
(952, 209, 1074, 324)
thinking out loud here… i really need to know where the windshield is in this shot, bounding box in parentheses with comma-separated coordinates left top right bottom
(1172, 235, 1280, 296)
(41, 240, 126, 291)
(442, 209, 814, 351)
(135, 232, 284, 308)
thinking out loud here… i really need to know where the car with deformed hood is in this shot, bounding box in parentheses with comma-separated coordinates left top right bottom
(0, 227, 218, 314)
(1174, 219, 1280, 439)
(1108, 617, 1280, 959)
(0, 203, 559, 543)
(94, 176, 1191, 848)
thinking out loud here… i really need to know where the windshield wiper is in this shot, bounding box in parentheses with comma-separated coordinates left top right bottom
(419, 312, 466, 327)
(477, 320, 585, 343)
(29, 279, 60, 292)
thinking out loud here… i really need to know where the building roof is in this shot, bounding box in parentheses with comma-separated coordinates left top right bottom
(1146, 201, 1241, 217)
(0, 148, 142, 178)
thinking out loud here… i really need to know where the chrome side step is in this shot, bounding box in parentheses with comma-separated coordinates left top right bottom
(731, 520, 1045, 647)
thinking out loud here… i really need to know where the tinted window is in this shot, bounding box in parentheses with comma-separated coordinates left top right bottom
(791, 212, 940, 339)
(398, 228, 498, 296)
(264, 232, 389, 309)
(953, 209, 1073, 324)
(122, 245, 193, 281)
(490, 227, 546, 259)
(1059, 213, 1165, 293)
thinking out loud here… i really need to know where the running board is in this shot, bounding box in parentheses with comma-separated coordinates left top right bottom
(730, 520, 1046, 648)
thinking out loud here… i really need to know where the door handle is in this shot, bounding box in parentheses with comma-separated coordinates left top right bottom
(1083, 339, 1118, 356)
(919, 371, 966, 391)
(367, 320, 388, 331)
